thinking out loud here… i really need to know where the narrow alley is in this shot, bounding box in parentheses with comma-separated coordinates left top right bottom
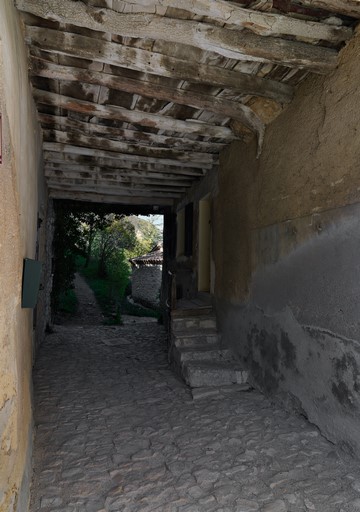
(31, 318, 360, 512)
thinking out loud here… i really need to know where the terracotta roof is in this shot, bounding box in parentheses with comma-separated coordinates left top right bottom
(130, 243, 163, 267)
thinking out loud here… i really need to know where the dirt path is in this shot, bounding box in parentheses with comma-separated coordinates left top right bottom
(67, 272, 104, 325)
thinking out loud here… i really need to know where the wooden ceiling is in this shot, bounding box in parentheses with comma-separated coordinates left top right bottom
(15, 0, 360, 207)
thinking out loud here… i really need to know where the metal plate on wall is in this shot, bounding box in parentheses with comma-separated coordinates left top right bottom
(22, 258, 42, 308)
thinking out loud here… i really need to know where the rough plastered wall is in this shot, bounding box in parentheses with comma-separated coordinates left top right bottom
(214, 28, 360, 455)
(0, 1, 45, 510)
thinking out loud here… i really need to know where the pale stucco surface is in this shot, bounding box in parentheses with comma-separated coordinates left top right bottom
(0, 2, 44, 510)
(212, 30, 360, 455)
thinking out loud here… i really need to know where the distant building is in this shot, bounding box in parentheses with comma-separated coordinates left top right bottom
(129, 243, 163, 308)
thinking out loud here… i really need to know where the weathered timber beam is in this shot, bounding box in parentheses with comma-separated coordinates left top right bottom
(17, 0, 338, 72)
(34, 89, 235, 140)
(43, 152, 206, 177)
(44, 163, 194, 186)
(44, 167, 194, 186)
(27, 28, 293, 103)
(46, 177, 189, 194)
(48, 189, 175, 206)
(111, 0, 352, 42)
(33, 60, 265, 138)
(42, 129, 217, 166)
(38, 113, 225, 152)
(42, 143, 215, 170)
(48, 182, 183, 198)
(298, 1, 360, 18)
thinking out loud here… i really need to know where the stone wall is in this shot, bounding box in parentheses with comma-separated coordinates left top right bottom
(131, 265, 162, 308)
(0, 2, 46, 510)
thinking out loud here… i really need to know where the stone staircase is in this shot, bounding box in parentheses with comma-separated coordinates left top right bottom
(169, 305, 250, 399)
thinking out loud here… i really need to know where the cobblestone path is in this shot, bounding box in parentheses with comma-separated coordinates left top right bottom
(31, 323, 360, 512)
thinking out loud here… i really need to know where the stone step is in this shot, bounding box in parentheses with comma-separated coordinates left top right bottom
(171, 315, 217, 332)
(173, 329, 219, 349)
(191, 383, 252, 400)
(182, 361, 249, 388)
(175, 345, 235, 365)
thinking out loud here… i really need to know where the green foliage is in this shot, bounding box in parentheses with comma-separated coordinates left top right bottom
(58, 289, 78, 315)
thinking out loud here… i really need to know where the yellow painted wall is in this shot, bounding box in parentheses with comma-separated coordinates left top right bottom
(0, 2, 44, 510)
(214, 28, 360, 302)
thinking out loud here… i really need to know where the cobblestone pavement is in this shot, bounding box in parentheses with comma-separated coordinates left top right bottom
(30, 323, 360, 512)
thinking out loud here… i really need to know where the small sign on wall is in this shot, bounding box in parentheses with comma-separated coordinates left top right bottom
(22, 258, 43, 308)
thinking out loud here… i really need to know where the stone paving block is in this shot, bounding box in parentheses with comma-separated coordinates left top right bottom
(30, 323, 360, 512)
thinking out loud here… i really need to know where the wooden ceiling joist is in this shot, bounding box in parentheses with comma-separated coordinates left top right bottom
(17, 0, 339, 72)
(298, 0, 360, 18)
(43, 153, 206, 177)
(45, 168, 194, 187)
(42, 129, 217, 166)
(48, 190, 175, 206)
(27, 30, 293, 104)
(32, 59, 265, 139)
(109, 0, 352, 42)
(34, 89, 237, 140)
(16, 0, 359, 206)
(48, 182, 183, 198)
(38, 114, 226, 153)
(43, 143, 215, 170)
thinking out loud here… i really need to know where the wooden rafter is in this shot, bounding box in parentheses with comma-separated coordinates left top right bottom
(42, 129, 218, 166)
(43, 143, 216, 170)
(27, 31, 293, 104)
(298, 0, 360, 18)
(34, 89, 236, 140)
(109, 0, 352, 42)
(18, 1, 339, 72)
(48, 190, 175, 206)
(38, 114, 226, 153)
(32, 59, 265, 138)
(48, 182, 183, 198)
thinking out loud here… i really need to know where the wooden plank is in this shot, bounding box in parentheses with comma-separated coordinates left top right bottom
(34, 89, 236, 140)
(43, 152, 206, 177)
(38, 113, 225, 152)
(33, 60, 265, 137)
(47, 177, 188, 194)
(48, 189, 175, 206)
(42, 129, 217, 166)
(17, 0, 339, 72)
(298, 0, 360, 18)
(111, 0, 352, 42)
(42, 142, 215, 170)
(44, 167, 193, 187)
(48, 182, 183, 198)
(27, 27, 293, 103)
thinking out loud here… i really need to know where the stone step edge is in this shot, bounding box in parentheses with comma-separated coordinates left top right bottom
(191, 383, 253, 400)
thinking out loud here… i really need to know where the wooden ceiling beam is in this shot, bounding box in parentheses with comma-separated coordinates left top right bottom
(48, 182, 183, 198)
(45, 167, 194, 186)
(42, 129, 217, 166)
(26, 27, 293, 103)
(111, 0, 352, 42)
(42, 143, 215, 170)
(17, 0, 338, 72)
(32, 59, 265, 139)
(298, 0, 360, 18)
(44, 152, 206, 177)
(38, 114, 225, 153)
(48, 189, 175, 206)
(47, 177, 189, 194)
(34, 89, 236, 140)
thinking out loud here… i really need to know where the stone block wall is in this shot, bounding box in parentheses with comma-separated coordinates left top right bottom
(131, 265, 162, 308)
